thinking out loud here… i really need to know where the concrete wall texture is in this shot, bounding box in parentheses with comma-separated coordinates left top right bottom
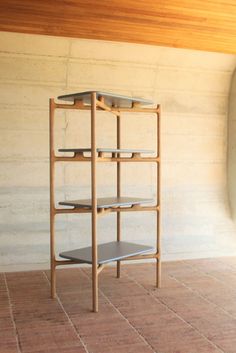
(1, 31, 236, 270)
(228, 72, 236, 221)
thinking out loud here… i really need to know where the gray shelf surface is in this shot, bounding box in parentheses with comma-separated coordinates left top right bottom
(57, 91, 153, 108)
(60, 241, 154, 264)
(59, 197, 153, 209)
(58, 148, 154, 154)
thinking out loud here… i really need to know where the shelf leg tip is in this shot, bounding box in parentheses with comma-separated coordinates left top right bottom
(92, 306, 98, 313)
(156, 258, 161, 288)
(50, 291, 56, 299)
(116, 261, 121, 278)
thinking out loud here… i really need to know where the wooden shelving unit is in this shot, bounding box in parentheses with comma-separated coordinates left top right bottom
(49, 91, 161, 312)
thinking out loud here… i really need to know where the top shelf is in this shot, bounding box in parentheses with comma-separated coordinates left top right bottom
(59, 197, 153, 209)
(57, 91, 153, 108)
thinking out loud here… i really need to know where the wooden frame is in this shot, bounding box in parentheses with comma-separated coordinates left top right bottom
(49, 92, 161, 312)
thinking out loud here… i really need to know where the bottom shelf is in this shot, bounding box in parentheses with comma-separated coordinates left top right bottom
(59, 241, 154, 265)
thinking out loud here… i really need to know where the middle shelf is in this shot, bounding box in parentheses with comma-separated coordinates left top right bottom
(55, 148, 158, 163)
(59, 196, 153, 209)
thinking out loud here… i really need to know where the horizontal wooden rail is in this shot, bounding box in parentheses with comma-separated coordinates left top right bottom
(120, 252, 159, 261)
(54, 156, 159, 163)
(55, 259, 85, 266)
(54, 101, 160, 114)
(97, 264, 106, 275)
(96, 100, 120, 116)
(54, 208, 91, 215)
(54, 205, 159, 215)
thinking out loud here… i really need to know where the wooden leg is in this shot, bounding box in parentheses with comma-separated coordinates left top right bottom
(50, 260, 56, 298)
(50, 211, 56, 298)
(117, 212, 121, 278)
(92, 265, 98, 312)
(116, 114, 121, 278)
(117, 260, 121, 278)
(91, 92, 98, 312)
(49, 98, 56, 299)
(50, 215, 56, 298)
(156, 258, 161, 288)
(156, 106, 161, 289)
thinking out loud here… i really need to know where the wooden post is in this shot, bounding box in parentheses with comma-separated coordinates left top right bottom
(91, 92, 98, 312)
(156, 105, 161, 288)
(117, 113, 121, 278)
(49, 98, 56, 298)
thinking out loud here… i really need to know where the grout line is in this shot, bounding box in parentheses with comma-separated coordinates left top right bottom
(0, 79, 65, 87)
(0, 51, 233, 75)
(81, 268, 157, 353)
(179, 260, 236, 319)
(183, 258, 236, 286)
(169, 273, 236, 321)
(122, 269, 226, 353)
(216, 258, 236, 273)
(65, 40, 71, 90)
(0, 52, 69, 60)
(42, 271, 90, 353)
(3, 273, 22, 353)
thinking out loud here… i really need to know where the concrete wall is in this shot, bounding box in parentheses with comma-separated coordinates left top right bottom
(228, 71, 236, 220)
(1, 31, 236, 270)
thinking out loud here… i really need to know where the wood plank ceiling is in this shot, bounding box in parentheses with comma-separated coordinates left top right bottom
(1, 0, 236, 54)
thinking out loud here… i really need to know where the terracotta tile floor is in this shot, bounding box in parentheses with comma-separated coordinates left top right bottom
(2, 258, 236, 353)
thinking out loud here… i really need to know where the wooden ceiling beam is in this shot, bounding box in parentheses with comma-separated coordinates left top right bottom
(1, 0, 236, 54)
